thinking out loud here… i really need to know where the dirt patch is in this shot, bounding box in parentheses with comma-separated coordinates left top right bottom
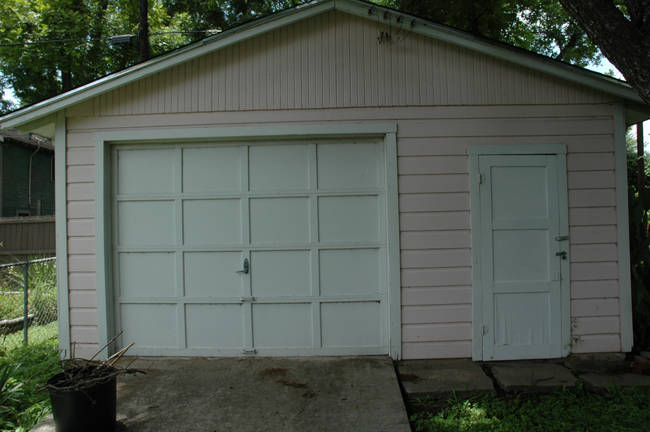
(277, 379, 308, 389)
(259, 368, 289, 378)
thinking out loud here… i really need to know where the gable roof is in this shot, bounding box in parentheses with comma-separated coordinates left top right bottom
(1, 0, 647, 133)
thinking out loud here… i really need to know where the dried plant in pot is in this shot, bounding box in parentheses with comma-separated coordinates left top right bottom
(44, 341, 140, 432)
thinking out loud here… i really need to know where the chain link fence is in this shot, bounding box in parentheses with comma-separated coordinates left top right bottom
(0, 257, 57, 350)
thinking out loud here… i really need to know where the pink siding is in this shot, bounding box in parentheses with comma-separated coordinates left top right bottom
(61, 10, 623, 359)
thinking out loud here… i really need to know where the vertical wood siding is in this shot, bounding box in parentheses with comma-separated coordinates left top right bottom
(61, 10, 621, 360)
(67, 11, 609, 118)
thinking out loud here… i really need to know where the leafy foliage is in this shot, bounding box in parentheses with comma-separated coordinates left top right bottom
(411, 385, 650, 432)
(627, 139, 650, 351)
(376, 0, 601, 66)
(0, 0, 608, 110)
(0, 335, 60, 432)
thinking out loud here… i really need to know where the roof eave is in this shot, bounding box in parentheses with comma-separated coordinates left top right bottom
(1, 0, 646, 130)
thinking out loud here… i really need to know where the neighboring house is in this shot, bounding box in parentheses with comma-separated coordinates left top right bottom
(1, 0, 649, 361)
(0, 129, 55, 258)
(0, 129, 54, 217)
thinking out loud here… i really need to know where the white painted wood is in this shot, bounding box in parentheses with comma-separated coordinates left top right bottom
(67, 219, 94, 236)
(570, 244, 618, 262)
(400, 231, 471, 249)
(399, 212, 470, 231)
(402, 305, 472, 324)
(571, 298, 620, 317)
(569, 226, 617, 244)
(571, 280, 619, 299)
(402, 340, 471, 359)
(401, 286, 472, 305)
(571, 262, 619, 281)
(401, 249, 471, 268)
(399, 193, 469, 212)
(568, 171, 615, 189)
(568, 189, 616, 207)
(569, 207, 617, 226)
(402, 323, 472, 342)
(572, 334, 620, 353)
(573, 316, 619, 336)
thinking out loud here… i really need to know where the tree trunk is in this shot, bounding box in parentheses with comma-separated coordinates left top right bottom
(559, 0, 650, 104)
(138, 0, 151, 62)
(639, 122, 645, 193)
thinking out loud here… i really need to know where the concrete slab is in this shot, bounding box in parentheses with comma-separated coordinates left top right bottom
(32, 356, 409, 432)
(490, 363, 577, 393)
(398, 359, 494, 399)
(563, 353, 628, 374)
(581, 373, 650, 390)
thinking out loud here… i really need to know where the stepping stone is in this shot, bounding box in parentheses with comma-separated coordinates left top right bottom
(398, 359, 494, 399)
(581, 373, 650, 389)
(490, 363, 576, 393)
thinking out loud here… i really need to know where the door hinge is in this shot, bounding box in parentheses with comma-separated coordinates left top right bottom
(481, 325, 488, 335)
(241, 348, 257, 355)
(479, 174, 484, 185)
(240, 296, 256, 303)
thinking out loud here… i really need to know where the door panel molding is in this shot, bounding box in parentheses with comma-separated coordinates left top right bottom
(469, 144, 569, 361)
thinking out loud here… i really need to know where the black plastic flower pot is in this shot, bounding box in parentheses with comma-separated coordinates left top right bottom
(47, 372, 117, 432)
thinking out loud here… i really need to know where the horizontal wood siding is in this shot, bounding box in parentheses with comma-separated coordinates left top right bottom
(60, 5, 622, 360)
(66, 11, 610, 118)
(65, 104, 621, 359)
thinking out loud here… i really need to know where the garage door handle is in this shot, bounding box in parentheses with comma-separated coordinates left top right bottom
(236, 258, 249, 274)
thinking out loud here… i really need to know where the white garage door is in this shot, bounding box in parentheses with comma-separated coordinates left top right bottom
(112, 139, 389, 356)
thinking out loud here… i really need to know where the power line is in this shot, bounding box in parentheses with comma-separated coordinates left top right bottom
(0, 29, 220, 48)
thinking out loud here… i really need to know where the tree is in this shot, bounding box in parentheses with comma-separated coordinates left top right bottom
(559, 0, 650, 103)
(378, 0, 601, 66)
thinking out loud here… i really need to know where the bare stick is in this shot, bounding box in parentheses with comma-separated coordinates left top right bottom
(89, 330, 124, 362)
(107, 342, 134, 367)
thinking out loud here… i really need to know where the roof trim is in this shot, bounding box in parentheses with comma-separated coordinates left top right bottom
(0, 0, 645, 129)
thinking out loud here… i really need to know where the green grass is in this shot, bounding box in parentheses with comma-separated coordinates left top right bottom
(0, 328, 60, 432)
(410, 385, 650, 432)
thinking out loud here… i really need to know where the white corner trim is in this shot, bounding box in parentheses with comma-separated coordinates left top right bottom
(54, 111, 71, 359)
(614, 103, 634, 352)
(468, 150, 483, 361)
(384, 131, 401, 359)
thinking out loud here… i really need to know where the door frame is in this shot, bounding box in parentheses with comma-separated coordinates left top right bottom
(93, 122, 401, 360)
(468, 144, 570, 361)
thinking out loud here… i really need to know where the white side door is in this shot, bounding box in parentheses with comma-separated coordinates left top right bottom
(478, 154, 567, 360)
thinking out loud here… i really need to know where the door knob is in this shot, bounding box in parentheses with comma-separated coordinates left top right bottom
(236, 258, 249, 274)
(555, 251, 567, 260)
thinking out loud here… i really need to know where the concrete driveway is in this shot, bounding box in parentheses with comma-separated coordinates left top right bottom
(112, 356, 410, 432)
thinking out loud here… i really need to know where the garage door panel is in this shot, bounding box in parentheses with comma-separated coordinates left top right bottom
(251, 251, 311, 297)
(117, 148, 176, 195)
(185, 304, 243, 348)
(249, 144, 310, 191)
(119, 252, 176, 298)
(118, 201, 176, 246)
(253, 304, 312, 348)
(182, 146, 242, 193)
(183, 199, 242, 245)
(114, 140, 390, 357)
(184, 252, 242, 298)
(250, 198, 309, 244)
(321, 302, 381, 347)
(317, 142, 381, 189)
(319, 196, 379, 243)
(320, 249, 380, 296)
(121, 304, 178, 349)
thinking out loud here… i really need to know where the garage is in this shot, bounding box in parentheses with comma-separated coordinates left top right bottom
(111, 139, 391, 356)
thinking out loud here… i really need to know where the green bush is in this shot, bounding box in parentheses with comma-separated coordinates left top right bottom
(0, 336, 60, 431)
